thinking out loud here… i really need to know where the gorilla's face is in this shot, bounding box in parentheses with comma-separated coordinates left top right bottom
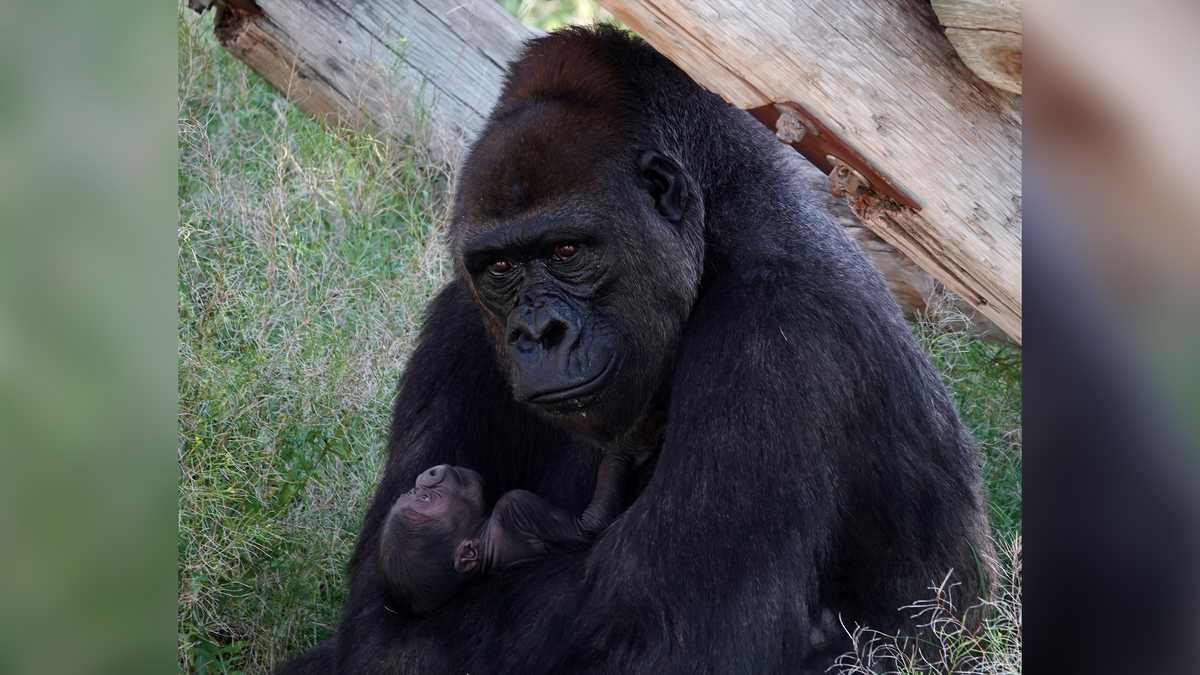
(465, 230, 620, 414)
(450, 103, 704, 439)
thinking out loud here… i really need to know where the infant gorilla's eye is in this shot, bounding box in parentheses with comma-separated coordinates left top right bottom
(418, 494, 431, 502)
(488, 259, 513, 276)
(552, 243, 578, 261)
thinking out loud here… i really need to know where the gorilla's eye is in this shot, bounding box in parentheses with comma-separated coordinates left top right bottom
(552, 243, 579, 262)
(488, 259, 514, 276)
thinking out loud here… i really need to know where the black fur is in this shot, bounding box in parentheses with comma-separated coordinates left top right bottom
(278, 26, 989, 675)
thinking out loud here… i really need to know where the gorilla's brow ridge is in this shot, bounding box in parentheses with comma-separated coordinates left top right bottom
(462, 218, 596, 260)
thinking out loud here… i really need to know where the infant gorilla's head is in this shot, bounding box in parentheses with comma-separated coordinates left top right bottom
(378, 464, 487, 613)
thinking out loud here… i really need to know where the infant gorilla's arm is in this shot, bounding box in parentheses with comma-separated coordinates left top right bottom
(490, 452, 638, 565)
(488, 490, 589, 565)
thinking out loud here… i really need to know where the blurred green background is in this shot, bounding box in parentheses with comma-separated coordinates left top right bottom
(0, 1, 177, 674)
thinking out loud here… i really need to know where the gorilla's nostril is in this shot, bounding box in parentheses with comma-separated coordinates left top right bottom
(541, 320, 568, 350)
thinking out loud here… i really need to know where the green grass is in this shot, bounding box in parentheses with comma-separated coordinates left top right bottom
(177, 8, 449, 672)
(913, 308, 1023, 542)
(177, 6, 1020, 673)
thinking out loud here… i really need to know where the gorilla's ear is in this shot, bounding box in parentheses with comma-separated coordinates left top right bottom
(454, 538, 481, 574)
(638, 150, 688, 223)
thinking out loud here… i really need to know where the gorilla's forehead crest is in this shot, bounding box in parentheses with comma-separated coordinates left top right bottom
(450, 26, 642, 240)
(452, 101, 623, 238)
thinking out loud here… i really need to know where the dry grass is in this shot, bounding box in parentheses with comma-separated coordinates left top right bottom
(831, 535, 1022, 675)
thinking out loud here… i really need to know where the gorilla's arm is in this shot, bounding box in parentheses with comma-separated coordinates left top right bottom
(486, 489, 592, 564)
(486, 453, 640, 565)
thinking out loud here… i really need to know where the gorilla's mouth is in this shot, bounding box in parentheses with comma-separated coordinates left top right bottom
(527, 355, 616, 406)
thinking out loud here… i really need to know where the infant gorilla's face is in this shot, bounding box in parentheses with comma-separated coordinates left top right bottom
(392, 464, 486, 534)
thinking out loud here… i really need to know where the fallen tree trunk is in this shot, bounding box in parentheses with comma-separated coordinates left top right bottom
(202, 0, 533, 155)
(190, 0, 1003, 338)
(600, 0, 1022, 342)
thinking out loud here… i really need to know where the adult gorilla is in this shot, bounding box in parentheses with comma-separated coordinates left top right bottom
(282, 26, 990, 674)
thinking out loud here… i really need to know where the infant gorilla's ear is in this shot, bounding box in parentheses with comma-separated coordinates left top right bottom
(454, 538, 481, 573)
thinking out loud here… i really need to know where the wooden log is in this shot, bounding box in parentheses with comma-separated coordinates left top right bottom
(932, 0, 1023, 95)
(794, 156, 1005, 339)
(932, 0, 1021, 33)
(206, 0, 533, 156)
(599, 0, 1022, 343)
(190, 0, 1004, 338)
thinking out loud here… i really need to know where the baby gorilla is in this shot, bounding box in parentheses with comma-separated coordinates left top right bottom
(379, 455, 638, 613)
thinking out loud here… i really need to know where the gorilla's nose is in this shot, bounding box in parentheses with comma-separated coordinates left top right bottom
(416, 464, 449, 488)
(508, 303, 571, 352)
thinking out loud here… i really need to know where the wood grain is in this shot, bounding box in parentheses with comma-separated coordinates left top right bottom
(212, 0, 533, 156)
(932, 0, 1020, 32)
(933, 0, 1022, 94)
